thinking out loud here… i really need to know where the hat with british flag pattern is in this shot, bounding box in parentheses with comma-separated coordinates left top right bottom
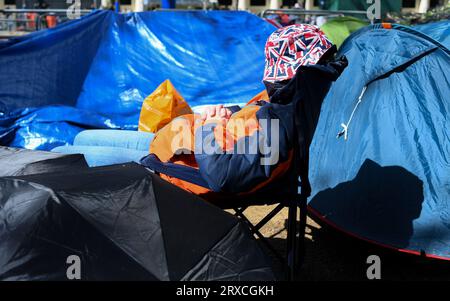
(263, 24, 333, 83)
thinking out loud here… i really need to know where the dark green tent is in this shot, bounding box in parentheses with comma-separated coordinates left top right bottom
(325, 0, 401, 16)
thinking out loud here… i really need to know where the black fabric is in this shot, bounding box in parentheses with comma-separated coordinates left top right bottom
(270, 56, 348, 197)
(225, 105, 242, 114)
(57, 170, 170, 280)
(150, 173, 238, 280)
(13, 162, 150, 192)
(0, 146, 88, 177)
(5, 163, 167, 280)
(0, 159, 275, 280)
(140, 154, 209, 188)
(264, 79, 291, 98)
(182, 223, 275, 281)
(0, 178, 158, 280)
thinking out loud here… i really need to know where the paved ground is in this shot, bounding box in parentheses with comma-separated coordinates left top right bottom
(230, 205, 450, 281)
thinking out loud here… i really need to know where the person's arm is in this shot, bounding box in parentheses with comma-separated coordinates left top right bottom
(194, 58, 348, 194)
(194, 103, 294, 193)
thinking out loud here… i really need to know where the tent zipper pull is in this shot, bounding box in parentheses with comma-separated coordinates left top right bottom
(337, 85, 367, 140)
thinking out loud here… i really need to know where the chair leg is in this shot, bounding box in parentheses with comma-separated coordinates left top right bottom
(234, 209, 285, 264)
(234, 202, 303, 280)
(297, 196, 308, 270)
(285, 203, 298, 280)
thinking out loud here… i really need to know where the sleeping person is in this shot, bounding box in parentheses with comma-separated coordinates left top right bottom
(53, 24, 347, 197)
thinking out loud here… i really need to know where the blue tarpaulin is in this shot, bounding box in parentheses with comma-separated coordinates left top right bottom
(309, 22, 450, 260)
(0, 10, 274, 150)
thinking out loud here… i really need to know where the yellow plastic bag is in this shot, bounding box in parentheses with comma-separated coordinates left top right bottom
(138, 80, 193, 133)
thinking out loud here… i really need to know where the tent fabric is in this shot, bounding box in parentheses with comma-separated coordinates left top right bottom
(414, 20, 450, 49)
(0, 10, 275, 150)
(308, 23, 450, 260)
(325, 0, 401, 16)
(0, 161, 275, 280)
(320, 17, 369, 49)
(0, 146, 88, 176)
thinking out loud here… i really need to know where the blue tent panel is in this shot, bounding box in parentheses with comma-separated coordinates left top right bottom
(309, 23, 450, 260)
(414, 20, 450, 49)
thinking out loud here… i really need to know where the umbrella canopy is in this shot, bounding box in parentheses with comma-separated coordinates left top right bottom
(0, 162, 274, 280)
(0, 146, 88, 177)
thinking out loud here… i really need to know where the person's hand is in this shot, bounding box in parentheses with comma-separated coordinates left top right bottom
(200, 104, 232, 123)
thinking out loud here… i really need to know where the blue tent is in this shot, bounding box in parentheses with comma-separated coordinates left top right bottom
(0, 10, 274, 150)
(309, 22, 450, 260)
(414, 20, 450, 48)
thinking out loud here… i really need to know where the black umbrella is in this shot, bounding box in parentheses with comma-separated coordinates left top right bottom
(0, 146, 88, 176)
(0, 161, 274, 280)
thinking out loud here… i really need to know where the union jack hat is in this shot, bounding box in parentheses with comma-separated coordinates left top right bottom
(263, 24, 333, 83)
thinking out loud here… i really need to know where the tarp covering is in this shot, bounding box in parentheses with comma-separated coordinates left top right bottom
(0, 160, 275, 280)
(0, 10, 275, 150)
(308, 23, 450, 260)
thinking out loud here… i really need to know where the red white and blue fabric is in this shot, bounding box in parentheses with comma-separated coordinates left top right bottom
(263, 24, 333, 83)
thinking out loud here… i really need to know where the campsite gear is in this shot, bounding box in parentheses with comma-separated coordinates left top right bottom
(414, 20, 450, 48)
(0, 162, 275, 280)
(263, 24, 333, 83)
(142, 56, 348, 279)
(0, 10, 275, 150)
(308, 23, 450, 260)
(52, 130, 154, 167)
(138, 80, 193, 133)
(320, 16, 368, 48)
(145, 57, 347, 196)
(0, 146, 88, 176)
